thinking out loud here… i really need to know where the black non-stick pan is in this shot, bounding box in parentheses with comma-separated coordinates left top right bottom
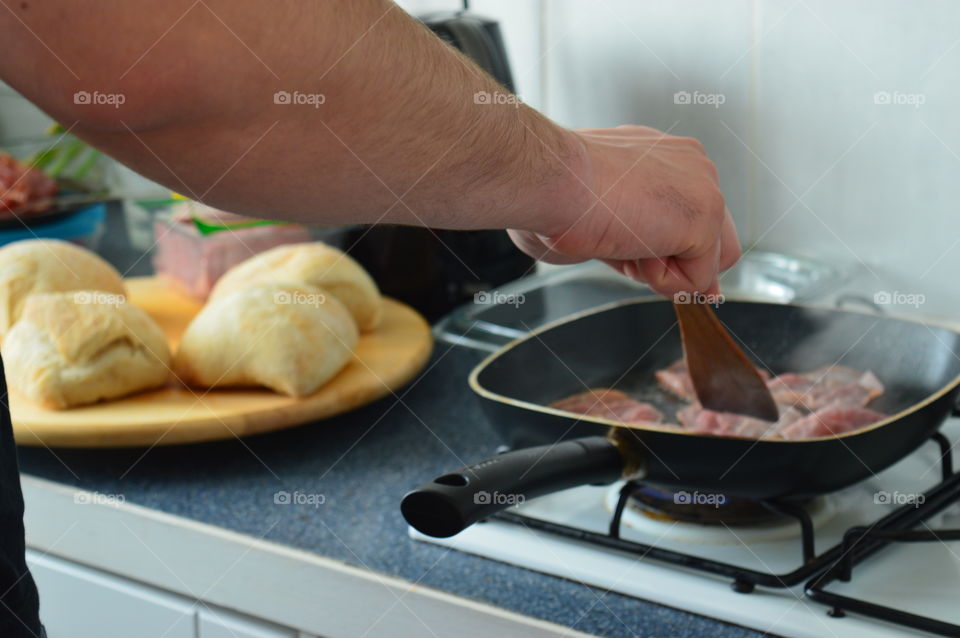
(402, 298, 960, 537)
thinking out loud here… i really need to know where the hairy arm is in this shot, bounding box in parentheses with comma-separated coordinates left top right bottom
(0, 0, 738, 294)
(0, 0, 577, 230)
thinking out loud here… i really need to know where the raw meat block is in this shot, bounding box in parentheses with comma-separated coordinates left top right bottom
(656, 358, 770, 402)
(152, 203, 312, 300)
(677, 404, 803, 439)
(779, 406, 887, 440)
(551, 389, 663, 425)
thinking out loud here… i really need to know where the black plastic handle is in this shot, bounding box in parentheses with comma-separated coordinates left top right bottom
(401, 436, 625, 538)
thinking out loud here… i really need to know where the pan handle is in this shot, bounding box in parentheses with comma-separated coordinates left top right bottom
(401, 436, 625, 537)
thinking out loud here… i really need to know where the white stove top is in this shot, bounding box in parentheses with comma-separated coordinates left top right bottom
(411, 420, 960, 637)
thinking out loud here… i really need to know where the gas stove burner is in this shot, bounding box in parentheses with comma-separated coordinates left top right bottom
(602, 481, 837, 545)
(625, 483, 811, 526)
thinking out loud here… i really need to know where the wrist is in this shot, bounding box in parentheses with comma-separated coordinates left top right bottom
(518, 125, 593, 237)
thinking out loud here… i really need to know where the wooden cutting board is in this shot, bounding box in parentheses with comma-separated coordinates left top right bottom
(10, 277, 433, 448)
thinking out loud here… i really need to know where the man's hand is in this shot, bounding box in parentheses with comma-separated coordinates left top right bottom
(509, 125, 740, 297)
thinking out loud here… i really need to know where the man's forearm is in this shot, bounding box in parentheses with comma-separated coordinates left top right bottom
(1, 0, 584, 232)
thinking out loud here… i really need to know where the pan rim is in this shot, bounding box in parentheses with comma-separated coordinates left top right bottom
(467, 295, 960, 443)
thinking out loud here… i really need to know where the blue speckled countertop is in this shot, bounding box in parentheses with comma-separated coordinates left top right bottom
(16, 208, 764, 638)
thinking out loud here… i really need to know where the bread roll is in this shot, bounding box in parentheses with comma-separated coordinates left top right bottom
(174, 283, 358, 396)
(209, 243, 381, 331)
(0, 239, 125, 339)
(3, 291, 171, 409)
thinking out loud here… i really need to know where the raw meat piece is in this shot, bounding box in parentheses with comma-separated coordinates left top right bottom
(655, 360, 695, 401)
(152, 203, 312, 300)
(656, 358, 770, 402)
(556, 361, 889, 441)
(0, 152, 57, 217)
(779, 406, 887, 440)
(765, 373, 816, 406)
(767, 366, 883, 412)
(813, 370, 883, 410)
(677, 404, 803, 439)
(551, 389, 663, 425)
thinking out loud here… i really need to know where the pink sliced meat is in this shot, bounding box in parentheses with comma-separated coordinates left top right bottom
(0, 153, 57, 216)
(554, 361, 889, 441)
(779, 406, 887, 440)
(677, 404, 803, 439)
(766, 373, 817, 406)
(654, 360, 696, 401)
(551, 389, 663, 425)
(767, 366, 883, 412)
(656, 358, 771, 402)
(813, 371, 883, 409)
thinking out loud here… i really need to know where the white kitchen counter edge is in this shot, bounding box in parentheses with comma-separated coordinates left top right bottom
(21, 475, 596, 638)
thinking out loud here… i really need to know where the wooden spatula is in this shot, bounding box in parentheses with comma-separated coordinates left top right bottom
(673, 301, 779, 421)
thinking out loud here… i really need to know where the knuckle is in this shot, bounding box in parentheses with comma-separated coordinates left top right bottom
(701, 157, 720, 181)
(705, 187, 725, 218)
(677, 136, 706, 153)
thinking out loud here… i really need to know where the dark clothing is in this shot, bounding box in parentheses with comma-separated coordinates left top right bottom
(0, 356, 43, 637)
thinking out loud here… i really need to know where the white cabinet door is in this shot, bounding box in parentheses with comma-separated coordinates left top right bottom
(27, 551, 196, 638)
(197, 608, 298, 638)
